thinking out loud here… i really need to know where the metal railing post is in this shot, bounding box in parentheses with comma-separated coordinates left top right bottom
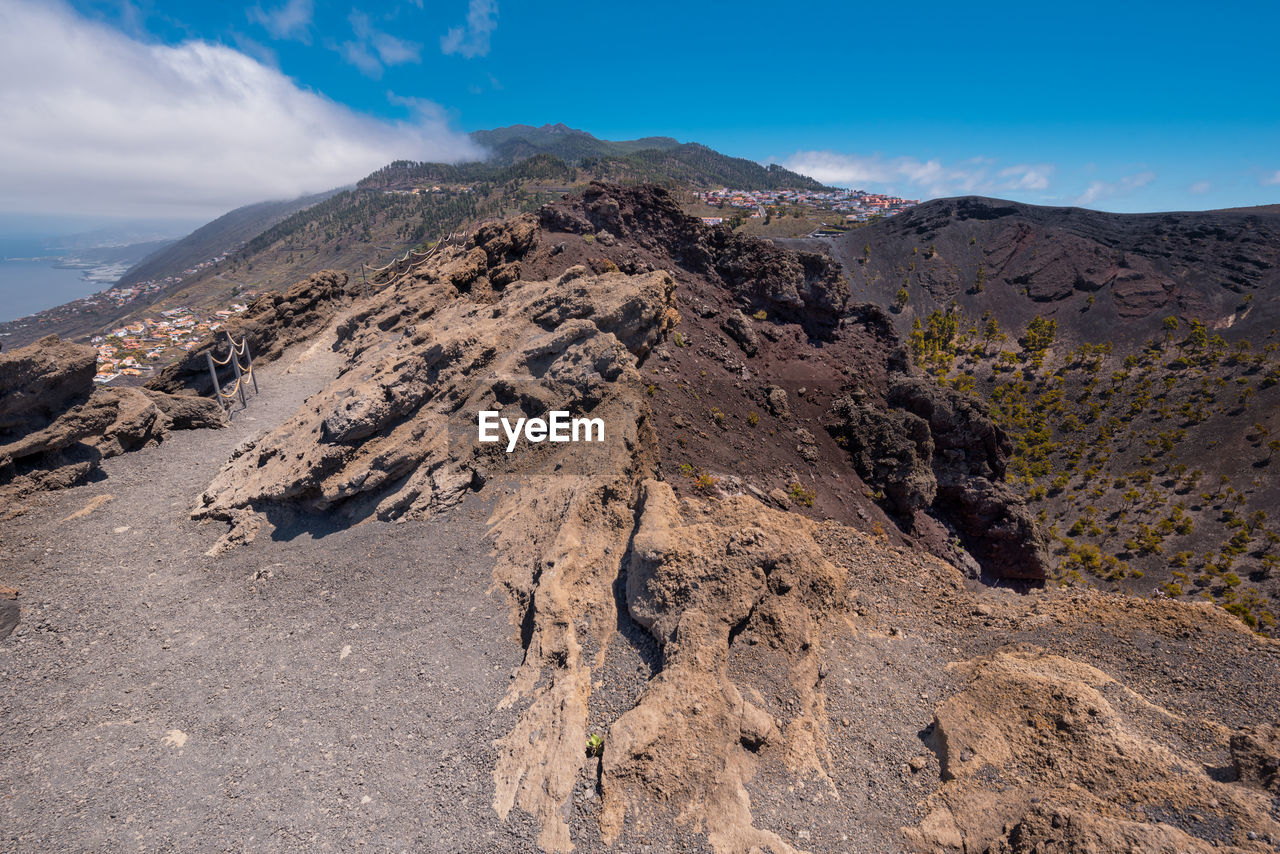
(205, 351, 225, 413)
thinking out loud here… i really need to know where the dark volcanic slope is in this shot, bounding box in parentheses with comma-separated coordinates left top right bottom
(823, 196, 1280, 346)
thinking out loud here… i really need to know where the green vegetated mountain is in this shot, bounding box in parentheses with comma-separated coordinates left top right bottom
(117, 189, 341, 288)
(126, 129, 830, 317)
(814, 196, 1280, 633)
(469, 121, 681, 163)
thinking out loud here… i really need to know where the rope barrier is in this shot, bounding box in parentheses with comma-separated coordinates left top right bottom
(360, 228, 469, 282)
(205, 332, 257, 417)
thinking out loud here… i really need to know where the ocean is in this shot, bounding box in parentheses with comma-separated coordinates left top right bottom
(0, 236, 113, 323)
(0, 259, 107, 323)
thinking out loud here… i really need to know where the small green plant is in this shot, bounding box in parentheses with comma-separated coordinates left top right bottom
(646, 384, 657, 397)
(746, 411, 760, 427)
(711, 407, 725, 426)
(752, 310, 767, 321)
(693, 472, 719, 492)
(678, 463, 695, 477)
(673, 331, 686, 348)
(586, 734, 604, 758)
(583, 233, 596, 244)
(788, 482, 816, 507)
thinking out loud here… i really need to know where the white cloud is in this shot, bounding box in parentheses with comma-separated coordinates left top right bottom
(1075, 171, 1156, 206)
(0, 0, 482, 219)
(340, 10, 422, 78)
(248, 0, 313, 42)
(1189, 180, 1211, 194)
(441, 0, 497, 58)
(781, 150, 1056, 199)
(1264, 171, 1280, 186)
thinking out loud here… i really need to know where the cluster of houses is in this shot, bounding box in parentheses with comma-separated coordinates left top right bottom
(115, 251, 232, 305)
(91, 301, 252, 384)
(696, 187, 918, 224)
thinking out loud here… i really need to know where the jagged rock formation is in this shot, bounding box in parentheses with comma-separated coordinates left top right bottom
(147, 270, 356, 397)
(829, 375, 1050, 579)
(0, 335, 224, 515)
(180, 185, 1280, 852)
(194, 245, 673, 529)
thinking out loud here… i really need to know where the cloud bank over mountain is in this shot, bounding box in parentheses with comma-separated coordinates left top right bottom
(782, 150, 1059, 202)
(0, 0, 482, 219)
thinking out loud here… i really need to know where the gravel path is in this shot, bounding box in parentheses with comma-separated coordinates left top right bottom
(0, 333, 535, 852)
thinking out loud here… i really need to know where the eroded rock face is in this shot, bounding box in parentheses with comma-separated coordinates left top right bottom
(540, 183, 848, 334)
(1231, 724, 1280, 794)
(827, 372, 1049, 580)
(194, 262, 675, 527)
(0, 334, 96, 436)
(829, 397, 936, 513)
(0, 335, 224, 512)
(907, 650, 1280, 853)
(604, 481, 846, 853)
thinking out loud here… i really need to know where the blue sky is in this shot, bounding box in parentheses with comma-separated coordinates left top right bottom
(1, 0, 1277, 225)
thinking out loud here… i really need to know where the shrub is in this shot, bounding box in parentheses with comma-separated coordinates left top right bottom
(788, 482, 816, 507)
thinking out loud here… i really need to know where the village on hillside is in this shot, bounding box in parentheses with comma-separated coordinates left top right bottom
(91, 300, 254, 384)
(694, 187, 918, 225)
(0, 244, 255, 384)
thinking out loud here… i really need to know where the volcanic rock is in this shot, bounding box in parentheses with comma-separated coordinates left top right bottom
(0, 334, 226, 512)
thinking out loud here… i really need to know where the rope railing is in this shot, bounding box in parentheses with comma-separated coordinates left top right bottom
(205, 332, 258, 417)
(359, 229, 468, 287)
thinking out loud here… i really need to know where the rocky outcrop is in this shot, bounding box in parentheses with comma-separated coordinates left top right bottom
(0, 334, 97, 436)
(827, 374, 1049, 580)
(889, 376, 1050, 580)
(0, 335, 225, 513)
(539, 183, 848, 333)
(176, 187, 1279, 854)
(1231, 724, 1280, 794)
(194, 259, 675, 527)
(603, 481, 845, 853)
(719, 309, 759, 356)
(146, 270, 354, 396)
(829, 396, 935, 513)
(906, 650, 1280, 853)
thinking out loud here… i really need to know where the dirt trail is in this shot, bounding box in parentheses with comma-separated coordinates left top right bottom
(0, 324, 534, 852)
